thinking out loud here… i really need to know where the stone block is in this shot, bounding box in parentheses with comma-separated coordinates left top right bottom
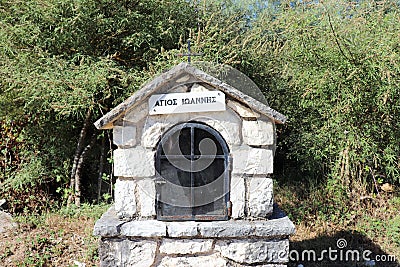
(215, 239, 290, 264)
(194, 110, 242, 145)
(248, 177, 274, 218)
(113, 125, 136, 147)
(113, 147, 155, 177)
(94, 211, 295, 238)
(142, 113, 190, 148)
(167, 84, 189, 93)
(99, 239, 157, 267)
(252, 217, 296, 237)
(120, 220, 166, 237)
(142, 119, 168, 148)
(176, 74, 191, 83)
(166, 221, 199, 237)
(137, 179, 156, 217)
(198, 221, 253, 237)
(232, 145, 273, 175)
(114, 179, 137, 219)
(123, 102, 149, 124)
(227, 100, 260, 119)
(93, 206, 124, 237)
(190, 83, 210, 92)
(242, 119, 274, 146)
(157, 254, 227, 267)
(159, 239, 213, 254)
(142, 109, 241, 148)
(230, 175, 246, 218)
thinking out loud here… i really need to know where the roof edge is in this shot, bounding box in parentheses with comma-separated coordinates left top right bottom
(182, 64, 287, 124)
(94, 63, 188, 129)
(94, 63, 286, 129)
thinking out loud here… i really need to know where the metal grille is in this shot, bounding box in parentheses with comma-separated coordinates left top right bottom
(155, 122, 230, 221)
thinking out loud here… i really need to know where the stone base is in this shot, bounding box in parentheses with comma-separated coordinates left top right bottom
(94, 205, 295, 267)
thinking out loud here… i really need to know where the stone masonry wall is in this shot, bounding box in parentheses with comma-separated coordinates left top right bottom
(94, 206, 296, 267)
(99, 237, 289, 267)
(110, 82, 276, 221)
(94, 79, 295, 267)
(113, 84, 275, 220)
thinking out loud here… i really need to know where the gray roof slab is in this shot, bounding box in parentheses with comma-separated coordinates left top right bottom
(94, 63, 286, 129)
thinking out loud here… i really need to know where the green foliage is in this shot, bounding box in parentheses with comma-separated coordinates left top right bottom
(0, 243, 13, 261)
(0, 0, 198, 211)
(56, 202, 110, 219)
(0, 0, 398, 212)
(245, 0, 400, 192)
(355, 198, 400, 255)
(22, 234, 52, 267)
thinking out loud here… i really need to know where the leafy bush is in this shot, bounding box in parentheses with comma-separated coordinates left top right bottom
(0, 0, 198, 211)
(247, 0, 400, 194)
(1, 0, 398, 213)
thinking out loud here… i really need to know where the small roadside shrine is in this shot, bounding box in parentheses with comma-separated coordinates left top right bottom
(93, 62, 295, 267)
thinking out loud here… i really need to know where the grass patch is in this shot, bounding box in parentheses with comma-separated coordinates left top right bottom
(1, 183, 398, 267)
(0, 203, 110, 267)
(275, 180, 399, 266)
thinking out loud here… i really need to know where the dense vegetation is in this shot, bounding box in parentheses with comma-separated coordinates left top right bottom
(0, 0, 399, 266)
(0, 0, 198, 211)
(0, 0, 398, 217)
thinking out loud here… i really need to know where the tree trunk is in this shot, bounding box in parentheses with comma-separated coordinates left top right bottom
(68, 109, 91, 207)
(74, 134, 96, 207)
(106, 128, 114, 200)
(97, 135, 105, 203)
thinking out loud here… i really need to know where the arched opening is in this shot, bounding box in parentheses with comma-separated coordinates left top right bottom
(155, 122, 230, 221)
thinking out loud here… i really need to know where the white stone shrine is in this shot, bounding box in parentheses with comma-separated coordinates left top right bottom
(93, 62, 295, 267)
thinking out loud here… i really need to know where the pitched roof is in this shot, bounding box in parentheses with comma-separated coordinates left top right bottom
(94, 62, 286, 129)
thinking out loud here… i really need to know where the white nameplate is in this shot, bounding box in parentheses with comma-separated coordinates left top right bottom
(149, 91, 226, 115)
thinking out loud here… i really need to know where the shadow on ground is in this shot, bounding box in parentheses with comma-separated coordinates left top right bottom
(288, 230, 399, 267)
